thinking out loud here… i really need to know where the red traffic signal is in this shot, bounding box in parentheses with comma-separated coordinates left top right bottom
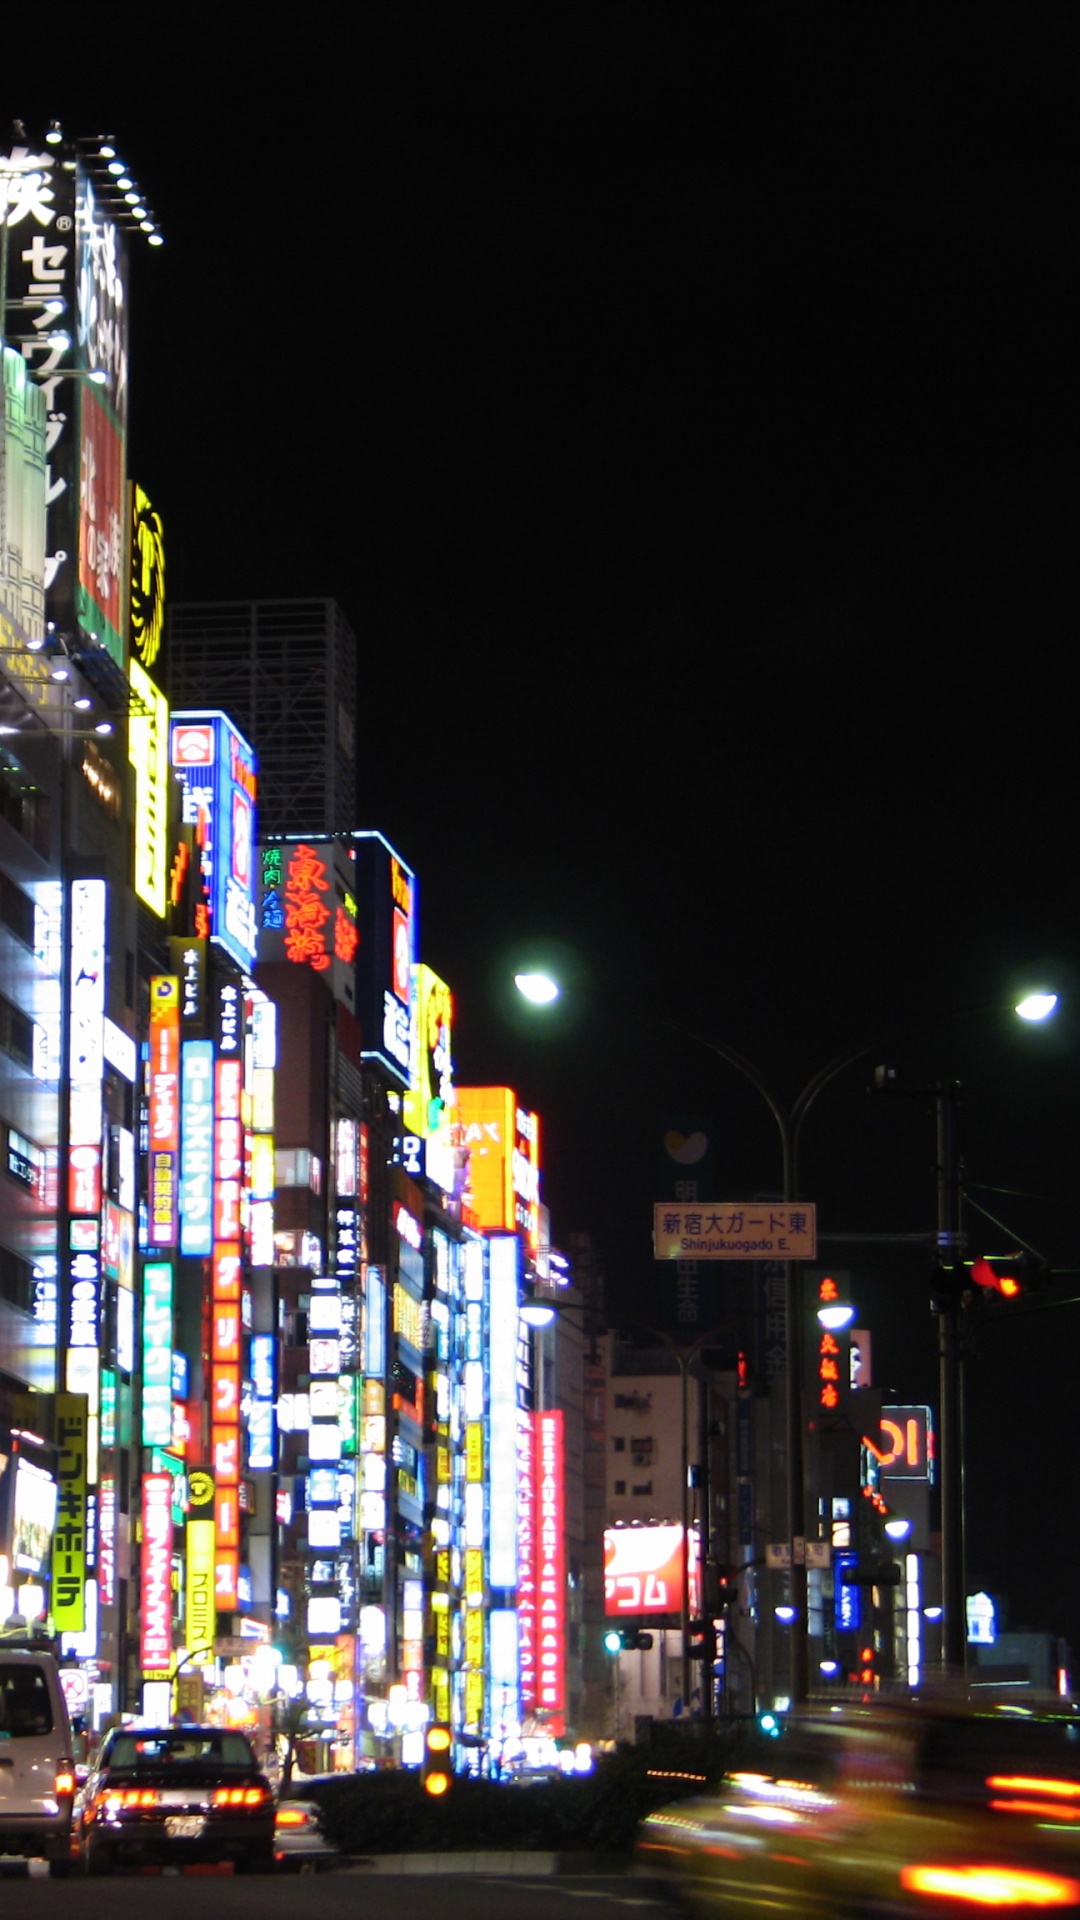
(967, 1253, 1050, 1298)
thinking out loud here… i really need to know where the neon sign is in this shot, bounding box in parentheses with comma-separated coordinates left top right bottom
(171, 711, 258, 971)
(535, 1410, 566, 1729)
(128, 657, 170, 918)
(179, 1040, 213, 1255)
(283, 841, 331, 970)
(140, 1473, 174, 1676)
(141, 1261, 174, 1447)
(148, 975, 180, 1247)
(353, 831, 415, 1087)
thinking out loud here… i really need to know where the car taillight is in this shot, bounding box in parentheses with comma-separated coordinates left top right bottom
(900, 1862, 1080, 1906)
(103, 1789, 161, 1809)
(988, 1776, 1080, 1801)
(990, 1798, 1080, 1821)
(275, 1807, 311, 1827)
(213, 1786, 269, 1806)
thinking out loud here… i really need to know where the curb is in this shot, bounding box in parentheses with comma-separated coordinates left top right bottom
(342, 1851, 632, 1876)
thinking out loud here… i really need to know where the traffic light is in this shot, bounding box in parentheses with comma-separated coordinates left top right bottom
(687, 1619, 715, 1662)
(603, 1626, 654, 1654)
(757, 1710, 783, 1739)
(422, 1723, 453, 1797)
(967, 1253, 1051, 1298)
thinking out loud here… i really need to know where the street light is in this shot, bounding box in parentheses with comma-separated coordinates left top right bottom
(677, 998, 1060, 1700)
(515, 971, 560, 1005)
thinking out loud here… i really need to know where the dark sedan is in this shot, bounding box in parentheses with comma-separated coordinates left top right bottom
(79, 1726, 275, 1874)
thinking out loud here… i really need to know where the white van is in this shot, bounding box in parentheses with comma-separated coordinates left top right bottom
(0, 1644, 77, 1876)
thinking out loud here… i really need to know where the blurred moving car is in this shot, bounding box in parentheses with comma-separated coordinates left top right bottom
(79, 1726, 274, 1874)
(637, 1695, 1080, 1915)
(0, 1643, 78, 1877)
(273, 1792, 339, 1870)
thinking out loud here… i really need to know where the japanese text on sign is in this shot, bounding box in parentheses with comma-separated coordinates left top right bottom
(653, 1202, 816, 1261)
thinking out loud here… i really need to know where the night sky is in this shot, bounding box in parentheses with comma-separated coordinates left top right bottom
(7, 18, 1078, 1645)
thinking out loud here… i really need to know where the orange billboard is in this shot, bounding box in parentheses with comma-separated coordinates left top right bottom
(457, 1087, 540, 1254)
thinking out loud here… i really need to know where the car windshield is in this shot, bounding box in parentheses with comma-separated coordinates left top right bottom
(104, 1731, 256, 1772)
(0, 1663, 54, 1737)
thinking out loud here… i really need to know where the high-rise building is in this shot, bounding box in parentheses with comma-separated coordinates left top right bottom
(165, 600, 357, 836)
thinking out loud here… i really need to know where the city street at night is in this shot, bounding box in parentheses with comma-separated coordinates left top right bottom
(0, 1862, 681, 1920)
(3, 10, 1079, 1840)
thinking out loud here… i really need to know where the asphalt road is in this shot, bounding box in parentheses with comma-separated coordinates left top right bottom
(0, 1863, 684, 1918)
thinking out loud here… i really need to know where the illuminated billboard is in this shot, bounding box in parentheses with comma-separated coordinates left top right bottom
(604, 1523, 692, 1617)
(77, 383, 125, 659)
(874, 1405, 934, 1482)
(148, 975, 180, 1247)
(185, 1469, 216, 1657)
(535, 1410, 565, 1728)
(171, 711, 258, 971)
(130, 481, 165, 672)
(140, 1473, 173, 1677)
(128, 657, 170, 918)
(352, 831, 415, 1087)
(50, 1395, 88, 1635)
(141, 1262, 174, 1448)
(404, 966, 454, 1139)
(458, 1088, 541, 1255)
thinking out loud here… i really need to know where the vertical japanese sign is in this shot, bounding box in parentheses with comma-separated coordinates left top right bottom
(140, 1473, 174, 1676)
(171, 713, 258, 971)
(352, 831, 415, 1086)
(2, 149, 129, 652)
(283, 840, 332, 970)
(141, 1261, 174, 1447)
(185, 1469, 216, 1657)
(77, 382, 125, 659)
(516, 1413, 537, 1713)
(68, 878, 106, 1218)
(2, 141, 79, 629)
(148, 975, 180, 1246)
(245, 986, 276, 1268)
(128, 656, 170, 918)
(74, 169, 129, 662)
(513, 1105, 541, 1256)
(488, 1235, 519, 1594)
(50, 1394, 88, 1635)
(535, 1410, 566, 1729)
(66, 880, 106, 1493)
(211, 987, 243, 1609)
(179, 1040, 214, 1255)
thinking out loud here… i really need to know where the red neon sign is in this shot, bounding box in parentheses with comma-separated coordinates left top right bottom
(284, 841, 332, 971)
(140, 1473, 174, 1674)
(536, 1410, 566, 1731)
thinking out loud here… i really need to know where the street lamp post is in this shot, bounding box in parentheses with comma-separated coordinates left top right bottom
(674, 1027, 879, 1706)
(517, 975, 1060, 1705)
(935, 1079, 967, 1673)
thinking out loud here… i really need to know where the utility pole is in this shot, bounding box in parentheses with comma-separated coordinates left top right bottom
(935, 1080, 967, 1673)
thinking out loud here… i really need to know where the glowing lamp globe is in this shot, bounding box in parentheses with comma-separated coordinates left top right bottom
(514, 972, 560, 1004)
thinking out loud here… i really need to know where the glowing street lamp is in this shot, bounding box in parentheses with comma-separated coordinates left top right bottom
(514, 971, 560, 1005)
(1015, 992, 1058, 1023)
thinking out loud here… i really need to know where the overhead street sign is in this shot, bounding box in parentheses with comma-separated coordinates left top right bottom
(653, 1202, 817, 1261)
